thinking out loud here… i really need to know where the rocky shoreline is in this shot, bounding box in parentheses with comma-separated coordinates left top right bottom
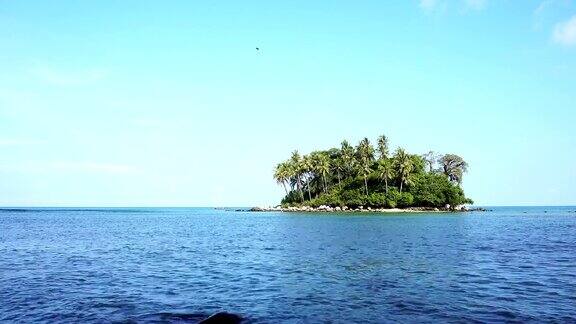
(248, 205, 489, 213)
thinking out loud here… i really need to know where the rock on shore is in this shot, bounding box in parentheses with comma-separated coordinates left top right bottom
(248, 205, 487, 213)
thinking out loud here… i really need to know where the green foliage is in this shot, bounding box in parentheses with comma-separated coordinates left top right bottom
(411, 173, 449, 207)
(340, 189, 366, 208)
(398, 192, 414, 207)
(382, 189, 398, 208)
(411, 173, 471, 208)
(281, 190, 303, 205)
(444, 184, 473, 207)
(307, 191, 342, 207)
(274, 135, 472, 209)
(377, 135, 389, 160)
(367, 192, 386, 207)
(410, 155, 426, 175)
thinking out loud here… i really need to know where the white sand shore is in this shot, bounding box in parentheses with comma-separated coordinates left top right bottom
(248, 205, 486, 213)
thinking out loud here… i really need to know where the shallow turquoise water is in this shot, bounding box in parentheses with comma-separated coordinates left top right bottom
(1, 207, 575, 322)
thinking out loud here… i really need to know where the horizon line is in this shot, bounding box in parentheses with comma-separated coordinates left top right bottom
(1, 205, 575, 208)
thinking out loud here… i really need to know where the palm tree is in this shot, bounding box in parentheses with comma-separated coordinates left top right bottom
(290, 150, 304, 201)
(340, 140, 355, 178)
(357, 137, 375, 196)
(359, 162, 372, 196)
(376, 159, 394, 194)
(377, 135, 389, 160)
(273, 162, 290, 195)
(301, 154, 314, 201)
(332, 156, 344, 189)
(314, 153, 331, 193)
(394, 148, 413, 193)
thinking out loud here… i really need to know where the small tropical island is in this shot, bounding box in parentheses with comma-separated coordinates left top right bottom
(262, 135, 477, 213)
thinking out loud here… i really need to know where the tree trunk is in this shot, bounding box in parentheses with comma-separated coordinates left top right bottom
(282, 182, 288, 196)
(364, 176, 369, 196)
(323, 174, 327, 193)
(399, 181, 403, 194)
(337, 171, 341, 189)
(306, 178, 312, 201)
(385, 178, 388, 194)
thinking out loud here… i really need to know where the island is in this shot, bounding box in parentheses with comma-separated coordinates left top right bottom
(264, 135, 476, 213)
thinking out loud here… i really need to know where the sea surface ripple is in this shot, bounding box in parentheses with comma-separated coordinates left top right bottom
(1, 207, 575, 323)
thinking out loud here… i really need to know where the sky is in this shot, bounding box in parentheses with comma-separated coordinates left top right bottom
(0, 0, 575, 207)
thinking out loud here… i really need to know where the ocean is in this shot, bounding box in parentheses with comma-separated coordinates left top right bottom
(1, 207, 575, 323)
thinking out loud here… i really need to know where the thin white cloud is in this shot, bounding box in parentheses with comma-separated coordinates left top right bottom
(553, 15, 576, 46)
(465, 0, 486, 10)
(533, 0, 554, 30)
(535, 0, 555, 16)
(420, 0, 439, 11)
(29, 65, 110, 86)
(532, 0, 570, 30)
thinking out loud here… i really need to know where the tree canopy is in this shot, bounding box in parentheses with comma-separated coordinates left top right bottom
(273, 135, 472, 209)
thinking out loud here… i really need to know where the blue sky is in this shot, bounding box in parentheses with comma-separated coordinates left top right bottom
(0, 0, 575, 207)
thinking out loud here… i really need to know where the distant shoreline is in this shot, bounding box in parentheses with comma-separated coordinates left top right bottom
(247, 206, 488, 213)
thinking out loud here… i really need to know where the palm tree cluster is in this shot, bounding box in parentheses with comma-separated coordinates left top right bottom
(274, 135, 471, 208)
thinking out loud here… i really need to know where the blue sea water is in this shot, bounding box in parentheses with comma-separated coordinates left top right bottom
(0, 207, 575, 323)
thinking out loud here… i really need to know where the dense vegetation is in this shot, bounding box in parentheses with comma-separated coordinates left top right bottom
(273, 135, 472, 209)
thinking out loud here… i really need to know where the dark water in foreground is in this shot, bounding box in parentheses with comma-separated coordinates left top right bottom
(1, 207, 575, 323)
